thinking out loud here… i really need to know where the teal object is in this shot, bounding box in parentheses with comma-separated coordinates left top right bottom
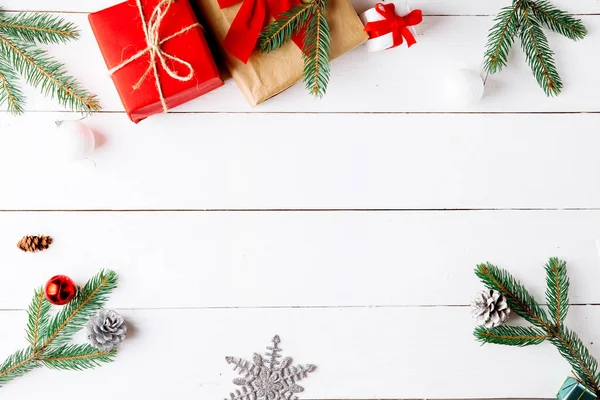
(558, 377, 596, 400)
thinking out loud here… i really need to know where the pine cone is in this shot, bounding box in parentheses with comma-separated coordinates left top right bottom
(87, 309, 127, 351)
(17, 235, 52, 252)
(471, 289, 511, 328)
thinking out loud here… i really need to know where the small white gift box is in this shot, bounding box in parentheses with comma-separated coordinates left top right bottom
(359, 0, 420, 52)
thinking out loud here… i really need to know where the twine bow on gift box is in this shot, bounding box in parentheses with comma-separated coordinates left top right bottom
(218, 0, 305, 63)
(108, 0, 200, 112)
(364, 3, 422, 48)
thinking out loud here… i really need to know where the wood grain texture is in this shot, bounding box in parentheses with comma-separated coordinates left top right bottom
(1, 0, 599, 398)
(1, 113, 600, 210)
(0, 210, 598, 308)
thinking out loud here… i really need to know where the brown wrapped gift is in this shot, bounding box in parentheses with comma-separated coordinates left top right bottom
(196, 0, 368, 105)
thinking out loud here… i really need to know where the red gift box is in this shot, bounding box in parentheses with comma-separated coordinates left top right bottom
(89, 0, 223, 123)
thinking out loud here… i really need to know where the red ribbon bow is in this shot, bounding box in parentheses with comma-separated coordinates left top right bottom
(218, 0, 305, 63)
(364, 3, 422, 48)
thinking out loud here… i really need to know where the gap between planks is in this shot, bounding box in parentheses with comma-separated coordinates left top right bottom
(0, 208, 599, 212)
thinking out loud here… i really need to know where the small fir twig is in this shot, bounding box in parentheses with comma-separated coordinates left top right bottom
(0, 270, 118, 388)
(0, 8, 100, 115)
(483, 0, 587, 96)
(473, 258, 600, 395)
(258, 0, 332, 98)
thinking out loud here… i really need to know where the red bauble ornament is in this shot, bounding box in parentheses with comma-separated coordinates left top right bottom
(44, 275, 77, 305)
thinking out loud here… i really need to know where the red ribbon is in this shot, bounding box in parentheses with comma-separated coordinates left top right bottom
(218, 0, 305, 63)
(364, 3, 422, 48)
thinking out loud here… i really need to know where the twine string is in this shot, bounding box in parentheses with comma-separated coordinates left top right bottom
(108, 0, 200, 112)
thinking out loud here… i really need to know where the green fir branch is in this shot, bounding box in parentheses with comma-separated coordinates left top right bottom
(0, 54, 24, 114)
(40, 345, 116, 371)
(474, 325, 549, 346)
(0, 8, 100, 115)
(44, 270, 118, 348)
(0, 11, 79, 45)
(258, 3, 311, 53)
(484, 3, 520, 74)
(550, 326, 599, 393)
(545, 257, 569, 327)
(0, 348, 39, 387)
(518, 4, 562, 96)
(26, 287, 52, 351)
(475, 263, 551, 328)
(302, 0, 331, 98)
(484, 0, 586, 97)
(0, 35, 100, 114)
(474, 259, 600, 396)
(259, 0, 332, 97)
(528, 0, 587, 40)
(0, 270, 119, 388)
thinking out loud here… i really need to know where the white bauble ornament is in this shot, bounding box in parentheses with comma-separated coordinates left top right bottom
(442, 69, 485, 107)
(53, 120, 95, 160)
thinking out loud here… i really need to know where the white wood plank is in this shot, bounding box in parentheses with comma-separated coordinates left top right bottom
(1, 14, 599, 113)
(5, 0, 599, 15)
(0, 306, 598, 398)
(1, 113, 599, 210)
(1, 210, 600, 309)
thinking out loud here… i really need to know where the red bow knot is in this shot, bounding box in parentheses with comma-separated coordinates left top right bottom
(364, 3, 422, 48)
(218, 0, 305, 63)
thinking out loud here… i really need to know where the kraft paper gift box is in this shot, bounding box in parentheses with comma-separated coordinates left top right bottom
(195, 0, 368, 106)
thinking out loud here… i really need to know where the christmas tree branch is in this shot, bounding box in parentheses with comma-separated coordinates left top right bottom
(302, 0, 330, 98)
(259, 0, 331, 98)
(26, 288, 51, 352)
(0, 11, 79, 44)
(528, 0, 587, 40)
(484, 0, 585, 96)
(0, 34, 100, 113)
(0, 55, 24, 114)
(519, 5, 562, 96)
(484, 3, 520, 74)
(474, 260, 600, 395)
(0, 270, 118, 388)
(258, 3, 311, 53)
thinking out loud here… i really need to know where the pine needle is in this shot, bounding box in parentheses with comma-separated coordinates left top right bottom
(0, 54, 24, 114)
(43, 270, 118, 348)
(529, 0, 587, 40)
(258, 3, 311, 53)
(0, 270, 119, 388)
(484, 0, 586, 97)
(259, 0, 332, 98)
(26, 287, 52, 351)
(474, 325, 549, 346)
(518, 5, 562, 96)
(544, 257, 569, 327)
(474, 259, 600, 396)
(40, 345, 116, 371)
(0, 8, 100, 115)
(483, 4, 520, 74)
(0, 34, 100, 114)
(0, 11, 79, 45)
(302, 0, 331, 98)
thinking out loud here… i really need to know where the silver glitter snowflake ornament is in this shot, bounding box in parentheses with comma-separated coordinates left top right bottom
(225, 335, 317, 400)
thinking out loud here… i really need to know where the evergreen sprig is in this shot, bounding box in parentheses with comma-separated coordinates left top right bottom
(473, 258, 600, 395)
(258, 0, 332, 98)
(0, 8, 100, 115)
(0, 270, 119, 388)
(484, 0, 587, 96)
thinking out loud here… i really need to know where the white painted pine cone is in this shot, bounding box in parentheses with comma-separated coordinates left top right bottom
(87, 309, 127, 351)
(471, 289, 510, 328)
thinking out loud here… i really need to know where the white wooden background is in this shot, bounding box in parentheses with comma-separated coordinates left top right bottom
(1, 0, 599, 398)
